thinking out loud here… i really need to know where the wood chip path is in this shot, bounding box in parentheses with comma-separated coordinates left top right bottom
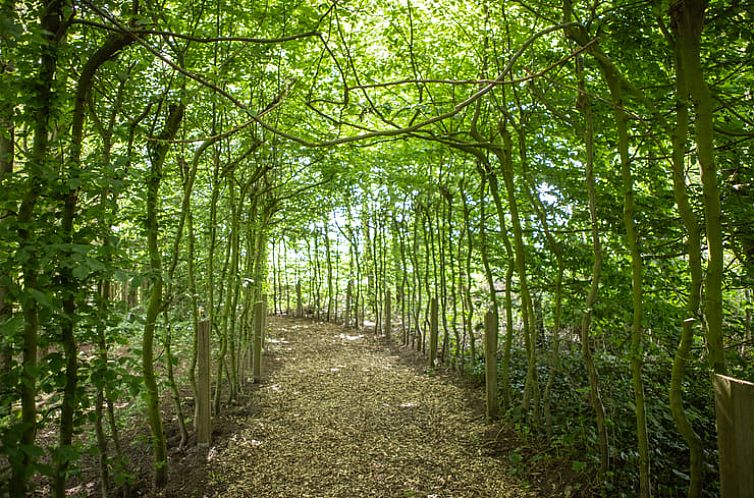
(205, 317, 538, 498)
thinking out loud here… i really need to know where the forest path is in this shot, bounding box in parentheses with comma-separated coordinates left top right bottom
(205, 316, 537, 498)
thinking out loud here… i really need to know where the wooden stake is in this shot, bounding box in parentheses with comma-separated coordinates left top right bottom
(345, 280, 352, 327)
(296, 281, 303, 317)
(485, 310, 499, 420)
(197, 320, 211, 445)
(261, 293, 268, 350)
(714, 374, 754, 497)
(385, 287, 392, 340)
(252, 301, 263, 383)
(429, 297, 438, 370)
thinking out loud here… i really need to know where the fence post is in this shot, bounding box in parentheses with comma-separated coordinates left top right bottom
(252, 301, 264, 383)
(261, 293, 268, 350)
(197, 320, 211, 445)
(345, 280, 352, 327)
(385, 288, 392, 340)
(428, 297, 438, 369)
(484, 310, 499, 420)
(296, 281, 303, 317)
(714, 374, 754, 497)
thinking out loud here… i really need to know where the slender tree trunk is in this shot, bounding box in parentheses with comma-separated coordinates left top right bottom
(345, 279, 352, 327)
(364, 207, 379, 332)
(411, 212, 422, 350)
(90, 86, 129, 495)
(10, 2, 65, 493)
(444, 188, 461, 368)
(325, 221, 334, 322)
(502, 262, 514, 409)
(163, 143, 207, 429)
(207, 131, 221, 407)
(314, 231, 322, 321)
(421, 208, 432, 353)
(0, 38, 15, 403)
(576, 55, 610, 476)
(283, 237, 291, 314)
(438, 188, 450, 362)
(187, 205, 201, 429)
(225, 180, 241, 401)
(380, 215, 389, 335)
(563, 5, 650, 485)
(478, 177, 500, 419)
(334, 231, 342, 321)
(670, 0, 726, 375)
(599, 58, 651, 498)
(214, 198, 233, 413)
(274, 240, 281, 318)
(475, 158, 516, 409)
(143, 103, 184, 489)
(667, 12, 706, 497)
(277, 239, 284, 315)
(54, 33, 135, 496)
(517, 128, 565, 435)
(459, 182, 476, 366)
(93, 372, 109, 498)
(163, 313, 189, 448)
(493, 127, 539, 427)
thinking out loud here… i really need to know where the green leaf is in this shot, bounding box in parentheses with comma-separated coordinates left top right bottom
(0, 315, 24, 338)
(72, 264, 91, 280)
(27, 289, 53, 309)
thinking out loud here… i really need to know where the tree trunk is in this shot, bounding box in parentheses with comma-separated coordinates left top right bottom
(478, 177, 500, 418)
(666, 8, 707, 496)
(595, 65, 652, 497)
(213, 183, 233, 414)
(10, 2, 65, 493)
(563, 6, 650, 487)
(55, 32, 136, 496)
(187, 204, 201, 429)
(0, 36, 15, 405)
(164, 313, 189, 448)
(459, 182, 476, 367)
(575, 55, 610, 476)
(314, 231, 322, 321)
(143, 103, 184, 489)
(670, 0, 726, 375)
(517, 127, 565, 436)
(491, 129, 539, 427)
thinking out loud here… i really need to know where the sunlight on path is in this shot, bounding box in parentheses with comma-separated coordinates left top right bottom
(209, 317, 537, 498)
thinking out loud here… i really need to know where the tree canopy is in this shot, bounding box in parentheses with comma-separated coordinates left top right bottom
(1, 0, 753, 496)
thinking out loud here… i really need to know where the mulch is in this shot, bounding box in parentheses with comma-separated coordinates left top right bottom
(155, 317, 541, 498)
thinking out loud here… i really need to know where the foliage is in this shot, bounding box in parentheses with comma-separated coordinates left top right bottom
(0, 0, 752, 496)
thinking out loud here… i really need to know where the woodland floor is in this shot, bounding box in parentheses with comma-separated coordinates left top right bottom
(28, 316, 589, 497)
(148, 316, 556, 498)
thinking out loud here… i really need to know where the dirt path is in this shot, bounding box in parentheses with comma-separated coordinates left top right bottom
(204, 317, 538, 498)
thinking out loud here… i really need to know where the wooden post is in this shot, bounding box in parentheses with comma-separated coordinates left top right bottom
(385, 287, 392, 340)
(261, 293, 268, 350)
(714, 374, 754, 498)
(345, 280, 352, 327)
(296, 281, 303, 317)
(429, 297, 438, 369)
(484, 310, 499, 420)
(246, 315, 253, 378)
(197, 320, 211, 445)
(396, 287, 408, 345)
(252, 301, 264, 383)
